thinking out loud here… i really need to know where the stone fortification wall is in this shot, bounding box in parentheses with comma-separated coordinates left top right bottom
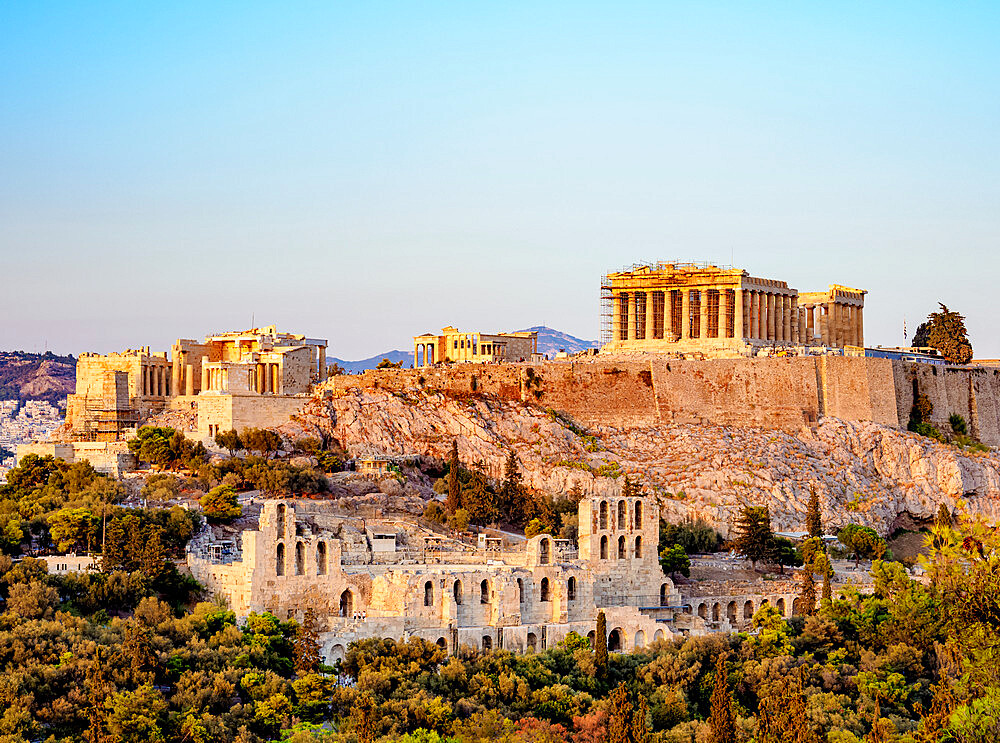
(817, 356, 899, 427)
(892, 362, 1000, 445)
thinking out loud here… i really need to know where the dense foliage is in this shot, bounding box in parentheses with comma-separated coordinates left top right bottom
(912, 304, 973, 363)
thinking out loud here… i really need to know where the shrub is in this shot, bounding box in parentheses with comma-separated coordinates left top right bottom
(950, 413, 968, 435)
(200, 485, 241, 523)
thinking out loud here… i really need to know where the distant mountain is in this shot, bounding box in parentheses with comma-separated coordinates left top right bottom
(516, 326, 599, 357)
(0, 351, 75, 404)
(329, 326, 599, 373)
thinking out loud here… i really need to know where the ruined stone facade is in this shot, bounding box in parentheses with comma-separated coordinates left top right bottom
(414, 327, 539, 367)
(66, 326, 327, 441)
(190, 492, 694, 660)
(601, 262, 865, 356)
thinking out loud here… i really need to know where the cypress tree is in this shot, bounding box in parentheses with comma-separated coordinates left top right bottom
(822, 566, 833, 604)
(707, 653, 737, 743)
(607, 683, 633, 743)
(630, 695, 651, 743)
(799, 569, 816, 616)
(733, 505, 774, 570)
(595, 610, 609, 679)
(806, 488, 822, 538)
(446, 441, 460, 515)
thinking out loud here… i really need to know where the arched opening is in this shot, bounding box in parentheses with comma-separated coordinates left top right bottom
(480, 580, 490, 604)
(761, 598, 770, 608)
(276, 504, 286, 533)
(316, 542, 327, 575)
(567, 576, 576, 601)
(481, 635, 492, 651)
(792, 597, 803, 615)
(634, 535, 643, 559)
(618, 535, 626, 559)
(600, 535, 608, 560)
(712, 603, 720, 622)
(660, 583, 669, 607)
(424, 581, 434, 607)
(634, 630, 645, 648)
(453, 580, 463, 605)
(653, 629, 665, 642)
(587, 630, 596, 648)
(599, 501, 608, 530)
(539, 538, 550, 565)
(743, 600, 753, 619)
(295, 542, 305, 575)
(517, 578, 524, 604)
(436, 637, 447, 650)
(617, 500, 627, 529)
(727, 601, 737, 623)
(329, 644, 345, 663)
(275, 542, 285, 576)
(634, 501, 643, 528)
(540, 577, 550, 602)
(698, 603, 708, 619)
(339, 589, 353, 617)
(776, 597, 786, 615)
(608, 628, 623, 652)
(526, 632, 537, 651)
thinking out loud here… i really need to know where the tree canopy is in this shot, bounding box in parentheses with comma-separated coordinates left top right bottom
(912, 303, 974, 363)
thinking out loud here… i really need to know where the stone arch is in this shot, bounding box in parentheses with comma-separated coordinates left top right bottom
(540, 577, 550, 602)
(328, 644, 345, 663)
(634, 535, 642, 559)
(275, 542, 285, 576)
(481, 635, 492, 651)
(776, 597, 786, 615)
(295, 541, 305, 575)
(567, 576, 576, 601)
(424, 581, 434, 607)
(587, 630, 596, 648)
(761, 598, 769, 608)
(316, 541, 327, 575)
(526, 632, 537, 651)
(517, 578, 524, 604)
(634, 500, 643, 528)
(617, 500, 627, 529)
(660, 583, 669, 606)
(727, 601, 737, 623)
(792, 597, 803, 615)
(539, 538, 551, 565)
(436, 637, 447, 650)
(276, 503, 287, 533)
(453, 579, 463, 605)
(480, 579, 490, 604)
(600, 535, 609, 560)
(698, 603, 708, 619)
(608, 628, 623, 652)
(339, 589, 353, 617)
(712, 603, 721, 622)
(634, 630, 646, 648)
(653, 629, 665, 642)
(618, 535, 626, 559)
(743, 600, 754, 619)
(599, 501, 608, 530)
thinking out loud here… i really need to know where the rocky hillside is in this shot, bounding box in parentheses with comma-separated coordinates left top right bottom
(282, 388, 1000, 537)
(0, 352, 75, 404)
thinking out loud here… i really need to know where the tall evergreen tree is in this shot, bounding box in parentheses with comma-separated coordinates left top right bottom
(630, 695, 651, 743)
(707, 653, 737, 743)
(758, 674, 819, 742)
(607, 683, 633, 743)
(446, 441, 460, 515)
(294, 610, 321, 675)
(595, 610, 609, 679)
(822, 565, 833, 604)
(799, 569, 816, 616)
(806, 488, 822, 538)
(912, 303, 973, 363)
(733, 506, 774, 570)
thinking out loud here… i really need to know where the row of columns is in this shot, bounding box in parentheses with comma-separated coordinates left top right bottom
(253, 363, 281, 394)
(612, 288, 864, 347)
(415, 343, 436, 367)
(140, 365, 169, 397)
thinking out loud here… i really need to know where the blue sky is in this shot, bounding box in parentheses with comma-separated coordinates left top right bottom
(1, 2, 997, 359)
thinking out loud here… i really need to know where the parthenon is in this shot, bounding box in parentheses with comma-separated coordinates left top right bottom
(601, 262, 866, 356)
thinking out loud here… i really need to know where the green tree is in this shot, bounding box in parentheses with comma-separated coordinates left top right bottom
(806, 488, 822, 538)
(659, 543, 691, 578)
(798, 568, 816, 616)
(631, 694, 651, 743)
(912, 303, 973, 363)
(707, 654, 737, 743)
(215, 428, 243, 456)
(733, 506, 774, 570)
(48, 507, 98, 552)
(595, 610, 608, 679)
(838, 524, 887, 567)
(773, 537, 802, 575)
(200, 484, 241, 523)
(446, 441, 460, 515)
(352, 692, 379, 743)
(607, 683, 633, 743)
(105, 684, 167, 743)
(294, 610, 322, 675)
(243, 428, 282, 459)
(376, 358, 403, 369)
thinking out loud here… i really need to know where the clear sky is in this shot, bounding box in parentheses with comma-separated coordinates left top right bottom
(1, 2, 997, 359)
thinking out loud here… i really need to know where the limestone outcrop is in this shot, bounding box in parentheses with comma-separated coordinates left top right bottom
(284, 389, 1000, 537)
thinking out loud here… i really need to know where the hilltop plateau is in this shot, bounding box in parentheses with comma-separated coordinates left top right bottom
(281, 387, 1000, 537)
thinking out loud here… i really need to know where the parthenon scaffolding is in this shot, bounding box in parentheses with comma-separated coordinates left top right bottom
(600, 262, 865, 356)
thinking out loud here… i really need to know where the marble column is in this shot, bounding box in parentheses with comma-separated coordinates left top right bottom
(793, 297, 802, 343)
(665, 292, 675, 339)
(857, 307, 864, 347)
(699, 290, 709, 339)
(735, 288, 745, 339)
(171, 362, 180, 399)
(783, 295, 792, 342)
(627, 293, 637, 341)
(612, 292, 622, 342)
(806, 306, 814, 342)
(766, 293, 776, 341)
(820, 306, 830, 346)
(681, 290, 691, 340)
(750, 292, 760, 339)
(717, 289, 728, 338)
(645, 292, 655, 341)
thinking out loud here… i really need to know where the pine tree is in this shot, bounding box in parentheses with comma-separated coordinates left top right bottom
(806, 488, 822, 538)
(630, 695, 651, 743)
(733, 506, 774, 570)
(799, 569, 816, 616)
(120, 620, 157, 685)
(139, 526, 165, 580)
(607, 683, 633, 743)
(446, 441, 460, 515)
(822, 566, 833, 604)
(912, 303, 973, 363)
(499, 449, 522, 517)
(85, 646, 112, 743)
(294, 610, 321, 675)
(758, 674, 819, 742)
(595, 611, 608, 679)
(352, 692, 378, 743)
(707, 653, 737, 743)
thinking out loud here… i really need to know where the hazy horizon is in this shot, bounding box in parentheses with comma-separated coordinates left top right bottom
(2, 3, 998, 359)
